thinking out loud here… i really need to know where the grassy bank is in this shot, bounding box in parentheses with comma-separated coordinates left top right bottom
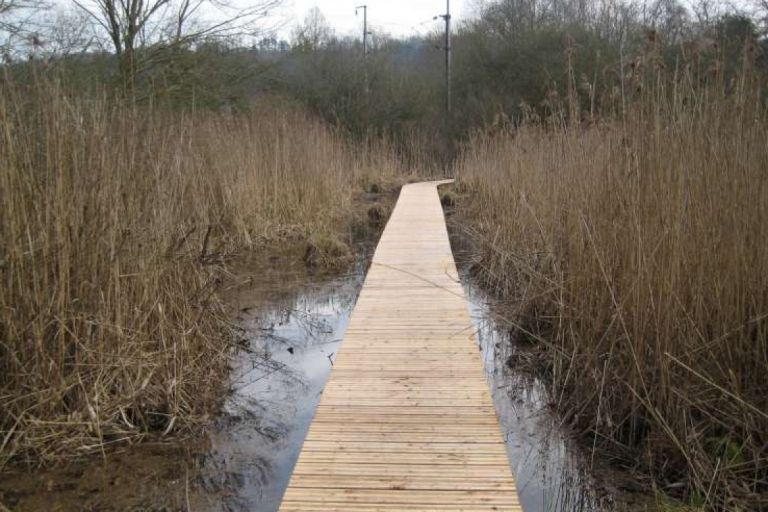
(453, 77, 768, 508)
(0, 76, 404, 467)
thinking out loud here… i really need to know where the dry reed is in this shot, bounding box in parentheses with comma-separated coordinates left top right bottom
(454, 56, 768, 508)
(0, 75, 397, 466)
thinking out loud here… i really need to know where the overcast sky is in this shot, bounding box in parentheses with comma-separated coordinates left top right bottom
(275, 0, 478, 39)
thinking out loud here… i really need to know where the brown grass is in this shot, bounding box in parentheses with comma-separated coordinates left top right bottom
(454, 61, 768, 508)
(0, 75, 404, 466)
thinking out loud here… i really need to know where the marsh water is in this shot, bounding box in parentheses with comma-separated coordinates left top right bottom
(196, 245, 609, 511)
(190, 250, 373, 511)
(205, 248, 609, 511)
(1, 240, 612, 511)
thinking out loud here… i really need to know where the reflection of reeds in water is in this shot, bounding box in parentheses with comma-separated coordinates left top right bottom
(198, 268, 364, 512)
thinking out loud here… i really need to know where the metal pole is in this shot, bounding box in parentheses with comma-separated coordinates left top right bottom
(364, 6, 368, 56)
(443, 0, 452, 113)
(356, 5, 368, 56)
(356, 5, 371, 96)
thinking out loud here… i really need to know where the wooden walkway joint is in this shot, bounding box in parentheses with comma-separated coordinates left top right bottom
(279, 181, 522, 511)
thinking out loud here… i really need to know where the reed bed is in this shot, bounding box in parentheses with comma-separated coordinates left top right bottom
(0, 76, 396, 466)
(455, 73, 768, 508)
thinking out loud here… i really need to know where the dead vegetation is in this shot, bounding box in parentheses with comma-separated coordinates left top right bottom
(453, 44, 768, 509)
(0, 75, 405, 466)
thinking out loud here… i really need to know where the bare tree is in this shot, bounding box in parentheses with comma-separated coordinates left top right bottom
(0, 0, 39, 21)
(645, 0, 690, 43)
(292, 7, 333, 51)
(753, 0, 768, 34)
(0, 0, 44, 59)
(72, 0, 282, 87)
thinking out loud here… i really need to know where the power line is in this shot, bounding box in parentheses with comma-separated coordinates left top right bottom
(410, 17, 441, 33)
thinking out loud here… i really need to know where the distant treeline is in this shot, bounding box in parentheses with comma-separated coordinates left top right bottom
(7, 0, 768, 157)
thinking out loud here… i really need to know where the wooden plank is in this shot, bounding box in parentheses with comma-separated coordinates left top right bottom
(286, 475, 516, 491)
(304, 424, 505, 435)
(281, 505, 521, 512)
(278, 181, 520, 511)
(294, 433, 504, 444)
(281, 489, 519, 505)
(312, 406, 497, 414)
(289, 463, 513, 476)
(289, 453, 509, 465)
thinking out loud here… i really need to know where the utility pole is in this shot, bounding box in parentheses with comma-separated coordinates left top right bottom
(356, 5, 372, 96)
(355, 5, 371, 57)
(439, 0, 452, 113)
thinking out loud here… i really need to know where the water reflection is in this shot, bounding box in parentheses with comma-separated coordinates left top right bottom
(194, 251, 606, 512)
(465, 278, 603, 512)
(192, 254, 370, 512)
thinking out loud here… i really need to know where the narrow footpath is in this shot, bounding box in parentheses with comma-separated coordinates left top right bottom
(279, 181, 522, 511)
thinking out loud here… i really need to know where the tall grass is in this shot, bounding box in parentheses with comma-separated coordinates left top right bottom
(454, 55, 768, 508)
(0, 75, 396, 466)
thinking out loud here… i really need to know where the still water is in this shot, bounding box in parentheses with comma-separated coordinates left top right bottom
(195, 252, 605, 511)
(0, 245, 608, 511)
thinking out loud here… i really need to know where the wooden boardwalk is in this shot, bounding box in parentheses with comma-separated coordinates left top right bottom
(279, 181, 521, 511)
